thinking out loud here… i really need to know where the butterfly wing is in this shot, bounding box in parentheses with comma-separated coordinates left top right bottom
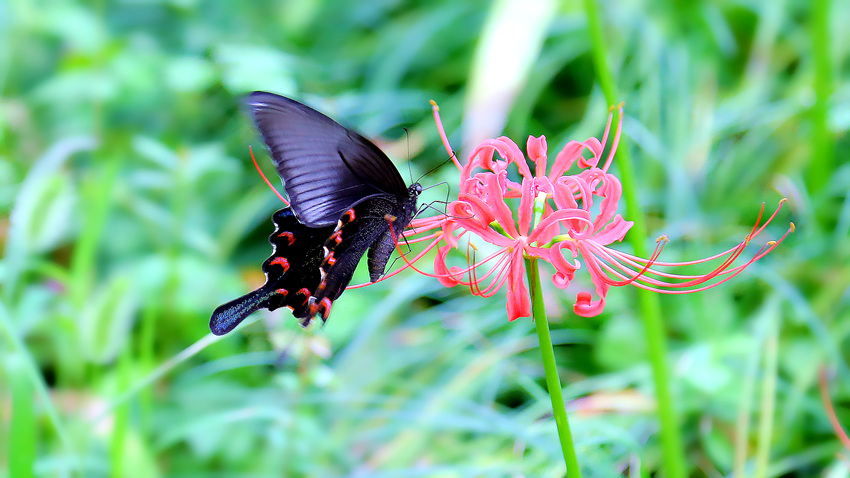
(309, 193, 418, 321)
(244, 92, 408, 227)
(210, 208, 334, 335)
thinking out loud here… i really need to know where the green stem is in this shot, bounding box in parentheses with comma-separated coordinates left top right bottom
(0, 302, 73, 460)
(807, 0, 833, 195)
(754, 311, 779, 477)
(110, 346, 134, 478)
(8, 354, 36, 478)
(583, 0, 686, 476)
(525, 256, 582, 477)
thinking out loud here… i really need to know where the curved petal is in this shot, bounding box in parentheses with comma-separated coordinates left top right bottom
(576, 137, 603, 169)
(591, 214, 633, 245)
(453, 194, 495, 227)
(550, 140, 584, 178)
(434, 244, 460, 287)
(496, 136, 533, 179)
(530, 208, 592, 244)
(546, 241, 581, 289)
(468, 137, 532, 179)
(573, 291, 606, 317)
(573, 242, 611, 316)
(505, 249, 531, 320)
(486, 172, 520, 238)
(583, 171, 623, 230)
(440, 221, 462, 248)
(552, 176, 583, 211)
(518, 178, 534, 237)
(527, 135, 547, 177)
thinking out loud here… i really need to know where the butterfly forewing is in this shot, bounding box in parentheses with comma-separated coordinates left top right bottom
(245, 92, 408, 227)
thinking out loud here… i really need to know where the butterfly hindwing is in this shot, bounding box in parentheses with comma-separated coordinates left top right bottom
(244, 92, 408, 227)
(310, 190, 419, 320)
(210, 208, 334, 335)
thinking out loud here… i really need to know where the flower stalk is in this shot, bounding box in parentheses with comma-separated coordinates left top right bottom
(583, 0, 686, 473)
(527, 256, 582, 477)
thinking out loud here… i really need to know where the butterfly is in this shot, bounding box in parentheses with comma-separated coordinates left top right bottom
(210, 92, 421, 336)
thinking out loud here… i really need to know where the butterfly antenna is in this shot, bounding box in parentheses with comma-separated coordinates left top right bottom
(403, 127, 414, 185)
(415, 151, 458, 185)
(250, 146, 289, 206)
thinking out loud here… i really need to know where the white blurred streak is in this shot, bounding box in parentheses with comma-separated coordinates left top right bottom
(463, 0, 557, 153)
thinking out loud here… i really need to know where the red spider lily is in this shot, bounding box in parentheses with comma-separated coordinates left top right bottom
(395, 103, 793, 320)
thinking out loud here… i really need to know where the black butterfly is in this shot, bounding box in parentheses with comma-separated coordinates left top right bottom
(210, 92, 421, 336)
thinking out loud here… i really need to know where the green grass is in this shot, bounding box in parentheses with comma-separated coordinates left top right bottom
(1, 0, 848, 476)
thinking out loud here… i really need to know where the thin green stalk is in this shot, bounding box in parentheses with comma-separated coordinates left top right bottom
(0, 302, 73, 459)
(8, 354, 36, 478)
(583, 1, 686, 476)
(98, 331, 227, 420)
(110, 346, 132, 478)
(732, 324, 760, 476)
(525, 256, 581, 477)
(754, 314, 778, 477)
(807, 0, 833, 194)
(69, 161, 117, 310)
(138, 301, 159, 432)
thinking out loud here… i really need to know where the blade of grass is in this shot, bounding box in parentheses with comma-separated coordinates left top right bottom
(96, 327, 245, 422)
(0, 302, 74, 461)
(8, 353, 36, 478)
(733, 315, 761, 475)
(137, 301, 159, 432)
(583, 1, 686, 476)
(69, 157, 119, 311)
(2, 137, 97, 303)
(754, 305, 779, 477)
(110, 346, 132, 478)
(806, 0, 834, 195)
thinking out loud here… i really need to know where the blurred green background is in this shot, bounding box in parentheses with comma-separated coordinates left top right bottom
(1, 0, 848, 476)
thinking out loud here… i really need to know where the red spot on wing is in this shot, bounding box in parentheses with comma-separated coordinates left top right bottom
(270, 257, 290, 272)
(329, 230, 343, 245)
(277, 231, 295, 245)
(325, 252, 336, 267)
(297, 288, 311, 305)
(342, 208, 356, 223)
(275, 288, 288, 298)
(318, 298, 333, 320)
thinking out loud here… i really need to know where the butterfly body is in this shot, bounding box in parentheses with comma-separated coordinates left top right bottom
(210, 92, 420, 335)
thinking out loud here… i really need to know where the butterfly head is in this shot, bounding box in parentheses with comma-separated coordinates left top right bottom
(409, 182, 423, 198)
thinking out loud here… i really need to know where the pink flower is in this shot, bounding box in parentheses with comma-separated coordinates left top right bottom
(400, 103, 793, 321)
